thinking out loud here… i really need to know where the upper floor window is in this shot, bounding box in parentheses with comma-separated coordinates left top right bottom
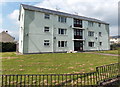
(44, 13, 50, 19)
(74, 19, 82, 28)
(88, 31, 94, 36)
(44, 40, 50, 46)
(98, 23, 101, 27)
(99, 32, 102, 36)
(58, 28, 67, 35)
(88, 21, 94, 27)
(58, 16, 67, 23)
(88, 42, 94, 47)
(44, 27, 49, 32)
(74, 29, 83, 39)
(58, 41, 67, 47)
(22, 14, 23, 21)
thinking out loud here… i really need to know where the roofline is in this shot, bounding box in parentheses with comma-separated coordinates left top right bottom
(1, 31, 15, 40)
(20, 4, 109, 25)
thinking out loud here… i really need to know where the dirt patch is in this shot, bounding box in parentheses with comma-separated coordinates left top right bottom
(0, 57, 20, 59)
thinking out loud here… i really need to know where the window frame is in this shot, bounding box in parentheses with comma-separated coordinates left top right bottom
(99, 32, 102, 36)
(44, 40, 50, 46)
(44, 27, 50, 32)
(99, 42, 102, 46)
(88, 31, 94, 36)
(98, 23, 101, 27)
(44, 13, 50, 19)
(74, 19, 82, 28)
(58, 41, 67, 47)
(88, 21, 94, 27)
(58, 28, 67, 35)
(88, 42, 94, 47)
(58, 16, 67, 23)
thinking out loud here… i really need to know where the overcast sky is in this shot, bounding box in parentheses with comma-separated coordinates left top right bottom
(0, 0, 119, 40)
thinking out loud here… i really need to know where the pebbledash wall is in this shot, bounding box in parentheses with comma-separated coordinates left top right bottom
(19, 4, 110, 54)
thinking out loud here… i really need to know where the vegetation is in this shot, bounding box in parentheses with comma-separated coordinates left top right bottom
(110, 43, 120, 50)
(95, 50, 119, 55)
(0, 42, 16, 52)
(1, 52, 118, 74)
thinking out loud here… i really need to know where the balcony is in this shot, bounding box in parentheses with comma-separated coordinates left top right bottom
(74, 29, 83, 40)
(74, 35, 83, 39)
(74, 24, 82, 28)
(74, 19, 82, 28)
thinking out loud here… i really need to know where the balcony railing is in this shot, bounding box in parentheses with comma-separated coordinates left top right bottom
(74, 24, 82, 28)
(74, 35, 83, 39)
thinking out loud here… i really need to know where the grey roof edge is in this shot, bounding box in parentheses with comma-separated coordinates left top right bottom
(21, 4, 109, 25)
(1, 31, 15, 40)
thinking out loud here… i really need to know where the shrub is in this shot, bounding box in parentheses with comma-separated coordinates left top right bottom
(0, 42, 16, 52)
(110, 43, 120, 50)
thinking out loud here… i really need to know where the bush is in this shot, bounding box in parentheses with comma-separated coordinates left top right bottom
(0, 42, 16, 52)
(110, 43, 120, 50)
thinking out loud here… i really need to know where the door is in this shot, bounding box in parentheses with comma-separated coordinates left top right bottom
(74, 41, 83, 51)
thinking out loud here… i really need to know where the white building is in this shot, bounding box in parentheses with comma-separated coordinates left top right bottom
(19, 4, 110, 54)
(110, 36, 120, 44)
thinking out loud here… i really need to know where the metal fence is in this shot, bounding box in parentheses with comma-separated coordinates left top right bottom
(1, 63, 120, 86)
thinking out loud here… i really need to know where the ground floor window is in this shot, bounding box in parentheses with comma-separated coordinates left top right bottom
(99, 42, 102, 46)
(58, 41, 67, 47)
(44, 40, 50, 46)
(88, 42, 94, 47)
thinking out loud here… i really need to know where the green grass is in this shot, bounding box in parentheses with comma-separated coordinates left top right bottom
(95, 50, 118, 54)
(1, 52, 118, 74)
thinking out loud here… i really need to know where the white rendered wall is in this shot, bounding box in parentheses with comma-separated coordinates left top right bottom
(19, 7, 110, 54)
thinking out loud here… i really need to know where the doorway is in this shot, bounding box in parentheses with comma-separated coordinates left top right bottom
(74, 41, 83, 51)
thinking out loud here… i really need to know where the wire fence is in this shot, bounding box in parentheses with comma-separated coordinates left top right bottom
(1, 63, 120, 86)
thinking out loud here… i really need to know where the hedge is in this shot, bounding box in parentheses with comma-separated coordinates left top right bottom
(0, 42, 16, 52)
(110, 43, 120, 50)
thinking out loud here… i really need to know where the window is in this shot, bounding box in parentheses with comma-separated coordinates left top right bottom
(58, 28, 67, 35)
(58, 41, 67, 47)
(22, 14, 23, 21)
(74, 19, 82, 28)
(44, 27, 49, 32)
(99, 42, 102, 46)
(44, 40, 50, 46)
(74, 29, 83, 39)
(88, 31, 94, 36)
(44, 13, 50, 19)
(88, 21, 94, 27)
(98, 23, 101, 27)
(88, 42, 94, 47)
(58, 16, 67, 23)
(99, 32, 102, 36)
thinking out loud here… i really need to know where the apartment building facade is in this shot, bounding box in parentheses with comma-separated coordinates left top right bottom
(19, 4, 110, 54)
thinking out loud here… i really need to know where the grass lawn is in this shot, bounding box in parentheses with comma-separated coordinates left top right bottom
(95, 50, 119, 55)
(1, 52, 118, 74)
